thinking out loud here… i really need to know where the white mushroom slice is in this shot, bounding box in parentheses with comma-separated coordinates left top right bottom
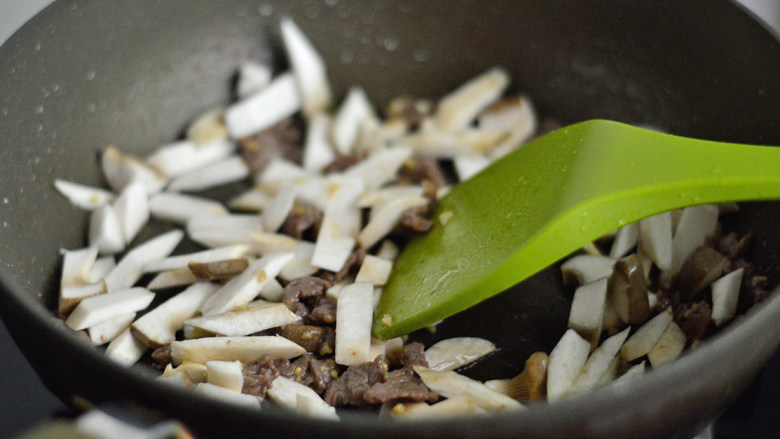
(105, 328, 147, 366)
(149, 193, 228, 224)
(60, 281, 107, 314)
(614, 361, 646, 384)
(199, 252, 294, 316)
(567, 278, 608, 349)
(638, 211, 673, 271)
(89, 204, 125, 255)
(302, 113, 336, 172)
(60, 246, 99, 288)
(131, 282, 218, 347)
(331, 86, 376, 154)
(404, 123, 508, 158)
(335, 282, 374, 365)
(384, 337, 405, 366)
(104, 229, 184, 293)
(66, 287, 155, 330)
(357, 195, 429, 250)
(280, 18, 332, 117)
(163, 362, 208, 383)
(342, 145, 413, 192)
(647, 322, 686, 368)
(147, 139, 235, 179)
(355, 255, 393, 286)
(569, 327, 631, 394)
(206, 360, 244, 393)
(102, 146, 166, 195)
(54, 179, 114, 210)
(186, 109, 229, 146)
(376, 240, 400, 261)
(228, 188, 272, 211)
(88, 312, 136, 346)
(711, 268, 744, 326)
(236, 61, 273, 99)
(112, 181, 149, 244)
(481, 95, 538, 159)
(434, 67, 510, 132)
(663, 204, 719, 280)
(225, 72, 301, 139)
(424, 337, 497, 371)
(368, 337, 387, 362)
(195, 382, 261, 408)
(393, 395, 487, 419)
(157, 372, 195, 389)
(263, 185, 297, 232)
(260, 277, 284, 302)
(185, 301, 300, 336)
(413, 366, 523, 412)
(621, 307, 674, 361)
(357, 185, 425, 209)
(279, 241, 318, 281)
(453, 153, 491, 181)
(546, 329, 591, 402)
(267, 377, 338, 420)
(311, 177, 363, 272)
(609, 223, 639, 259)
(325, 280, 348, 302)
(167, 156, 250, 192)
(560, 255, 616, 286)
(189, 229, 297, 254)
(186, 214, 263, 236)
(258, 158, 312, 185)
(171, 336, 305, 365)
(147, 269, 198, 290)
(143, 245, 251, 273)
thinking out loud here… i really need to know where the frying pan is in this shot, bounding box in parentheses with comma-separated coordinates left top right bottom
(0, 1, 778, 438)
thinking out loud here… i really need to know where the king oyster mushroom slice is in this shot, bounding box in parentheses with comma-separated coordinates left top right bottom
(607, 254, 650, 326)
(186, 109, 229, 146)
(143, 245, 251, 273)
(103, 229, 184, 293)
(149, 193, 228, 225)
(357, 185, 425, 209)
(614, 361, 646, 384)
(376, 240, 400, 261)
(280, 17, 332, 118)
(278, 241, 318, 282)
(263, 185, 298, 232)
(546, 329, 591, 402)
(357, 194, 429, 250)
(481, 95, 538, 160)
(131, 282, 218, 347)
(392, 394, 488, 420)
(484, 351, 548, 402)
(186, 214, 264, 235)
(88, 312, 136, 346)
(101, 146, 166, 195)
(403, 122, 508, 159)
(228, 189, 273, 212)
(66, 287, 155, 331)
(105, 328, 148, 366)
(88, 204, 125, 255)
(54, 179, 114, 210)
(341, 145, 413, 192)
(560, 255, 616, 287)
(310, 176, 363, 272)
(453, 153, 492, 182)
(268, 377, 339, 420)
(188, 259, 250, 282)
(170, 336, 305, 365)
(334, 282, 374, 366)
(569, 327, 631, 394)
(609, 223, 639, 259)
(59, 280, 107, 315)
(184, 300, 300, 337)
(424, 337, 497, 371)
(258, 158, 313, 186)
(61, 246, 99, 286)
(147, 269, 198, 290)
(112, 181, 150, 245)
(224, 72, 302, 139)
(354, 255, 393, 286)
(189, 229, 297, 255)
(413, 366, 524, 412)
(711, 268, 745, 326)
(235, 61, 272, 100)
(663, 204, 720, 281)
(433, 67, 510, 132)
(205, 360, 244, 393)
(647, 321, 687, 368)
(677, 246, 725, 301)
(638, 211, 673, 271)
(302, 113, 336, 173)
(195, 383, 261, 408)
(167, 156, 250, 192)
(146, 139, 234, 179)
(621, 307, 674, 362)
(163, 362, 208, 384)
(568, 277, 608, 349)
(198, 252, 294, 317)
(331, 86, 377, 155)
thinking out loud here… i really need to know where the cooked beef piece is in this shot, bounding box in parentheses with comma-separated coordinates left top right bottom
(397, 205, 434, 235)
(280, 202, 322, 240)
(395, 158, 446, 190)
(309, 296, 338, 325)
(309, 357, 340, 395)
(151, 345, 172, 370)
(363, 367, 439, 404)
(718, 232, 753, 261)
(238, 117, 303, 173)
(282, 276, 330, 309)
(324, 356, 386, 407)
(323, 154, 365, 174)
(242, 355, 282, 397)
(280, 325, 330, 353)
(674, 301, 712, 345)
(677, 247, 725, 302)
(400, 342, 428, 368)
(317, 248, 366, 285)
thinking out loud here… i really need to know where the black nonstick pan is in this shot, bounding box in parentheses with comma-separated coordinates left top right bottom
(0, 1, 778, 438)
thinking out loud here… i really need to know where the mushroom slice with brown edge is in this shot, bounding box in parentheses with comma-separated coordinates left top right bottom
(484, 351, 548, 402)
(560, 255, 616, 287)
(647, 321, 686, 368)
(183, 300, 300, 337)
(568, 278, 608, 349)
(424, 337, 497, 372)
(677, 246, 725, 301)
(608, 254, 650, 325)
(65, 287, 155, 331)
(711, 268, 744, 326)
(638, 211, 673, 271)
(267, 377, 338, 420)
(621, 307, 674, 362)
(170, 336, 305, 365)
(413, 366, 523, 413)
(546, 329, 591, 402)
(143, 245, 251, 273)
(569, 327, 630, 394)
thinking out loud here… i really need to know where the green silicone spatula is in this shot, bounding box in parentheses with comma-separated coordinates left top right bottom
(373, 119, 780, 339)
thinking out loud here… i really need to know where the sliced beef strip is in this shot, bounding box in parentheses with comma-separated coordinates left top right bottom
(674, 301, 712, 345)
(395, 158, 447, 191)
(308, 296, 337, 325)
(242, 355, 282, 398)
(280, 202, 322, 240)
(282, 276, 330, 308)
(400, 342, 428, 368)
(238, 117, 303, 173)
(324, 356, 387, 407)
(363, 367, 439, 404)
(279, 325, 332, 353)
(309, 357, 340, 395)
(150, 345, 172, 370)
(396, 205, 434, 235)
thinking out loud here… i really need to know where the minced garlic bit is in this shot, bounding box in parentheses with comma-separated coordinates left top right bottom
(381, 314, 394, 328)
(439, 210, 454, 226)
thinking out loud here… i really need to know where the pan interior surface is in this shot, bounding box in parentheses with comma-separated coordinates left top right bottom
(0, 1, 778, 438)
